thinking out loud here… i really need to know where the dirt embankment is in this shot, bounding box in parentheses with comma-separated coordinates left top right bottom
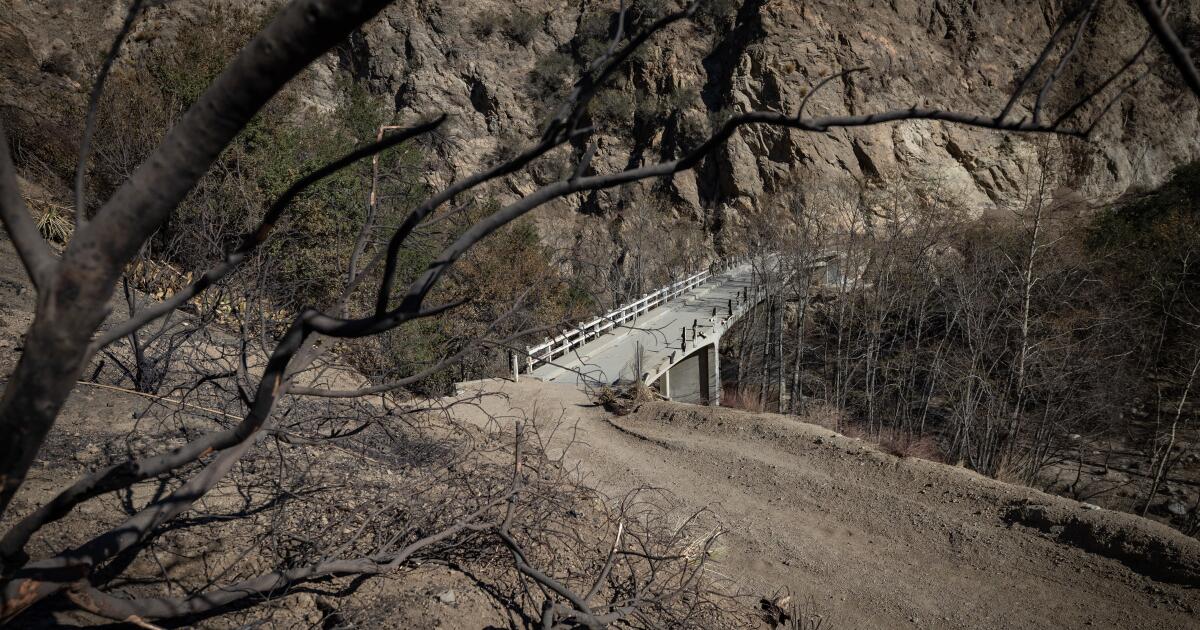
(457, 379, 1200, 629)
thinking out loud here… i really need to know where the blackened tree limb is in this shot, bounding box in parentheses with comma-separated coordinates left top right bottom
(0, 122, 55, 290)
(1055, 33, 1154, 127)
(22, 445, 520, 623)
(1085, 68, 1152, 136)
(0, 288, 459, 592)
(1034, 1, 1098, 124)
(798, 67, 868, 119)
(3, 297, 326, 617)
(1133, 0, 1200, 97)
(0, 1, 1171, 623)
(373, 2, 699, 315)
(394, 105, 1089, 319)
(0, 0, 398, 521)
(288, 310, 541, 398)
(996, 1, 1091, 124)
(260, 101, 1098, 352)
(2, 132, 450, 567)
(2, 309, 313, 618)
(73, 0, 145, 229)
(546, 1, 698, 140)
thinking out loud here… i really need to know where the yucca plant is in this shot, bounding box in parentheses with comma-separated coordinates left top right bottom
(31, 200, 73, 244)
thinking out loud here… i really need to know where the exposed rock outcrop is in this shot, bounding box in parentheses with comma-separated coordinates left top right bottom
(5, 0, 1200, 274)
(339, 0, 1200, 269)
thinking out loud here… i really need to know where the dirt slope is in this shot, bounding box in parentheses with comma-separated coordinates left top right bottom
(455, 379, 1200, 630)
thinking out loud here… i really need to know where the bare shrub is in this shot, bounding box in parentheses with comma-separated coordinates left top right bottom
(721, 385, 767, 413)
(504, 8, 545, 46)
(596, 381, 660, 415)
(876, 432, 945, 463)
(759, 592, 829, 630)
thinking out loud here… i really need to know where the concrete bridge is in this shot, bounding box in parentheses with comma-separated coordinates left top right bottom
(516, 256, 787, 405)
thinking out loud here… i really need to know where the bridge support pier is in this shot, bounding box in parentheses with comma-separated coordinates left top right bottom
(659, 342, 721, 406)
(711, 336, 721, 407)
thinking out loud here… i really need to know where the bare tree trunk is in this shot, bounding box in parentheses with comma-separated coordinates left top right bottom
(789, 291, 808, 414)
(1143, 352, 1200, 516)
(761, 296, 773, 409)
(1001, 190, 1043, 472)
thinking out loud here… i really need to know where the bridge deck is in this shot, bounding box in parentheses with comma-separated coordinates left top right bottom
(531, 262, 757, 387)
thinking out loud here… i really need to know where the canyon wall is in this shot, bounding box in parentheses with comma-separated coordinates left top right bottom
(5, 0, 1200, 277)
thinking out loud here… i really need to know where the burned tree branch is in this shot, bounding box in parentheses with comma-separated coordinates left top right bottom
(32, 427, 527, 623)
(373, 1, 700, 315)
(0, 122, 55, 290)
(73, 0, 146, 229)
(1055, 33, 1155, 127)
(88, 116, 445, 357)
(997, 1, 1095, 124)
(1035, 1, 1098, 124)
(1134, 0, 1200, 97)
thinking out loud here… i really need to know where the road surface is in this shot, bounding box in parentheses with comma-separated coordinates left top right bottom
(531, 262, 759, 387)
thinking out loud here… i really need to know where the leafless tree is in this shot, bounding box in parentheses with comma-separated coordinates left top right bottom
(1, 0, 1197, 623)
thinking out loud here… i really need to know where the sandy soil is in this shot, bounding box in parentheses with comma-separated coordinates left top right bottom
(452, 378, 1200, 630)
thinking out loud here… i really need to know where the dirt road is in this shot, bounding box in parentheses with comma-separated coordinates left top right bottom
(456, 379, 1200, 629)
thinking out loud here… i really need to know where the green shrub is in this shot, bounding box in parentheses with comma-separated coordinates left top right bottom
(590, 88, 636, 126)
(470, 9, 500, 38)
(664, 85, 699, 112)
(92, 4, 425, 317)
(695, 0, 740, 33)
(576, 11, 614, 63)
(354, 198, 588, 394)
(1087, 160, 1200, 384)
(86, 4, 596, 393)
(529, 51, 575, 99)
(145, 5, 270, 109)
(504, 8, 543, 45)
(1089, 161, 1200, 247)
(635, 88, 668, 122)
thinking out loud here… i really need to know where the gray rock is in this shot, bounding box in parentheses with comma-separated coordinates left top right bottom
(363, 0, 1197, 273)
(7, 0, 1200, 283)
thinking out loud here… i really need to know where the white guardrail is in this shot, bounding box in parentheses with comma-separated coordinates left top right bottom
(516, 255, 751, 375)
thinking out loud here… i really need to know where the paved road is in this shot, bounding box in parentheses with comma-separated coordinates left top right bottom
(531, 262, 759, 387)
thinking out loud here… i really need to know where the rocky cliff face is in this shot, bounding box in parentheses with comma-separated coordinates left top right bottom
(5, 0, 1200, 276)
(346, 0, 1200, 257)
